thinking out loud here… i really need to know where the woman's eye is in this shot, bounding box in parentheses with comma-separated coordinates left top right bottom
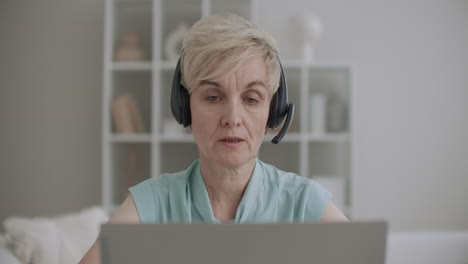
(246, 98, 259, 104)
(207, 96, 221, 102)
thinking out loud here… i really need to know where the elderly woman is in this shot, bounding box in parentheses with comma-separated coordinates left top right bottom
(80, 13, 347, 264)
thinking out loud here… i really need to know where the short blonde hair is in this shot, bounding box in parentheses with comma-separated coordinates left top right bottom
(180, 13, 281, 94)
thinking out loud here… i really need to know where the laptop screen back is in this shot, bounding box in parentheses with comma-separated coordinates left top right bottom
(100, 221, 387, 264)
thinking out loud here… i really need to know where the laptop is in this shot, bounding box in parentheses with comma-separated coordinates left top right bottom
(100, 221, 387, 264)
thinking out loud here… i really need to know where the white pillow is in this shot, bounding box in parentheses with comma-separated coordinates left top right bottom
(2, 206, 108, 264)
(0, 248, 21, 264)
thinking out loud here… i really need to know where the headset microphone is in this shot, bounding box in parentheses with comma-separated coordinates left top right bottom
(271, 103, 294, 144)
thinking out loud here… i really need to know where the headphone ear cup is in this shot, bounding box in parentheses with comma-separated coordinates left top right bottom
(267, 92, 280, 128)
(267, 62, 288, 128)
(178, 83, 191, 127)
(171, 58, 191, 127)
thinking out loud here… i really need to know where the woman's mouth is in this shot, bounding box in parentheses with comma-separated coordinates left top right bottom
(222, 139, 241, 143)
(220, 137, 244, 146)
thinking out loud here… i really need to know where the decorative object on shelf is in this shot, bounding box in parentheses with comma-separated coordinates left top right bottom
(165, 23, 188, 61)
(327, 95, 348, 132)
(115, 32, 145, 61)
(162, 119, 186, 136)
(111, 93, 145, 133)
(291, 11, 323, 63)
(310, 94, 327, 134)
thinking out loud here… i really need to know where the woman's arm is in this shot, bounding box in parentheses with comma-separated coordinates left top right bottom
(79, 195, 140, 264)
(320, 201, 349, 222)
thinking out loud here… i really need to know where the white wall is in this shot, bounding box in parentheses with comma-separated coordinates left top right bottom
(0, 0, 467, 231)
(258, 0, 468, 231)
(0, 0, 104, 223)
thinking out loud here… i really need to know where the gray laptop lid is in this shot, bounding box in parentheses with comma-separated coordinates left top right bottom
(100, 221, 387, 264)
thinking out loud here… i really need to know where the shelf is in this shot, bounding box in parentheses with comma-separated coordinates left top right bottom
(116, 0, 152, 5)
(308, 143, 350, 189)
(103, 0, 353, 217)
(308, 133, 349, 142)
(159, 133, 194, 142)
(112, 62, 152, 71)
(263, 133, 349, 143)
(110, 133, 152, 142)
(114, 0, 153, 61)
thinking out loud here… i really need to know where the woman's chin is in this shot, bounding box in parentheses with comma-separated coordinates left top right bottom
(208, 155, 256, 169)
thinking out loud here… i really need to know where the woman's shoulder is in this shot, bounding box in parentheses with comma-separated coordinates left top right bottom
(258, 160, 331, 221)
(257, 159, 330, 202)
(133, 160, 198, 190)
(257, 159, 317, 188)
(128, 160, 199, 223)
(141, 170, 190, 188)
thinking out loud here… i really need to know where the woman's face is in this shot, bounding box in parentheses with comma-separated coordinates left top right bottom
(190, 56, 273, 169)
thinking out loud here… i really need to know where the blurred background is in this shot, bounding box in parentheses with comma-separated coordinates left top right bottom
(1, 0, 467, 233)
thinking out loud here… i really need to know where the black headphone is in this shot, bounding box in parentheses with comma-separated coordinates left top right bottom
(171, 57, 294, 144)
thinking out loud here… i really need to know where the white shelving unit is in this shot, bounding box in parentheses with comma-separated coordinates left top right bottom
(102, 0, 353, 217)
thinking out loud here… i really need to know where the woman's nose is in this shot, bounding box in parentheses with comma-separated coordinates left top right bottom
(221, 102, 242, 127)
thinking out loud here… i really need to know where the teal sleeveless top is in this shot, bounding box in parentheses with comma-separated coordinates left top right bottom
(129, 159, 331, 224)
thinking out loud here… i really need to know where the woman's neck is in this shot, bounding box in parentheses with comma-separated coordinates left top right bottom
(199, 157, 256, 222)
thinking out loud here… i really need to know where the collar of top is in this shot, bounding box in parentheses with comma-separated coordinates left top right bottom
(189, 159, 263, 224)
